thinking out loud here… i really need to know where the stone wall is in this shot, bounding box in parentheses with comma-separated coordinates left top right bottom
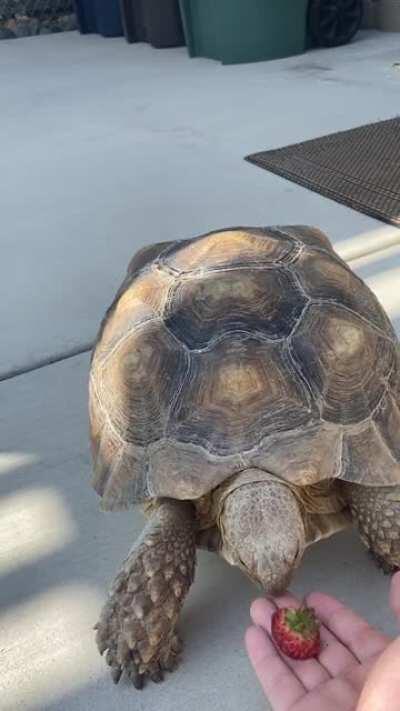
(0, 0, 76, 38)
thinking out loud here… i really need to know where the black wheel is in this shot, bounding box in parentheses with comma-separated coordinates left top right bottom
(308, 0, 363, 48)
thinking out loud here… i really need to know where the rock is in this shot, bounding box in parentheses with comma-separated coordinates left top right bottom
(39, 23, 54, 35)
(5, 19, 17, 32)
(29, 18, 40, 34)
(0, 7, 77, 40)
(57, 13, 78, 32)
(15, 18, 39, 37)
(39, 17, 64, 35)
(0, 26, 16, 39)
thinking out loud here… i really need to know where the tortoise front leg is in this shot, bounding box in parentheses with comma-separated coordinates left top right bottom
(95, 500, 196, 688)
(343, 482, 400, 574)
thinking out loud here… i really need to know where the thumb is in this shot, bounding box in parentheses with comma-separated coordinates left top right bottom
(389, 571, 400, 622)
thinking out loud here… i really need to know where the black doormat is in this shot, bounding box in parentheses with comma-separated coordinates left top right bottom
(246, 117, 400, 226)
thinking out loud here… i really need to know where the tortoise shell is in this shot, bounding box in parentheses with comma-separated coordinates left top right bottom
(89, 226, 400, 510)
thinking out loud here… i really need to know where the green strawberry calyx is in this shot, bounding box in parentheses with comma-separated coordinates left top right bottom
(284, 607, 319, 639)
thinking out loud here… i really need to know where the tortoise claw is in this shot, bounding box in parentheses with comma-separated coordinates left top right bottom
(111, 665, 122, 684)
(149, 663, 164, 683)
(128, 667, 144, 690)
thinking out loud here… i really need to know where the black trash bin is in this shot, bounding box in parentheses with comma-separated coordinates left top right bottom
(74, 0, 123, 37)
(120, 0, 184, 47)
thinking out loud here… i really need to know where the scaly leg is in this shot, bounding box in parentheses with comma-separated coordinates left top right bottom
(343, 483, 400, 574)
(95, 500, 196, 688)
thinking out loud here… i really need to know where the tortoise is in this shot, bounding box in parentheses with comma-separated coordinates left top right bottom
(89, 225, 400, 688)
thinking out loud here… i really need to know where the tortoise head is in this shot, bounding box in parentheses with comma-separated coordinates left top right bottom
(218, 473, 306, 595)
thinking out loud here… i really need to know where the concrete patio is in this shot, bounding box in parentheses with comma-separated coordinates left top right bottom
(1, 28, 400, 711)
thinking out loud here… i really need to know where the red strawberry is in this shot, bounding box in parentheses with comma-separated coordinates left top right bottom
(271, 606, 321, 660)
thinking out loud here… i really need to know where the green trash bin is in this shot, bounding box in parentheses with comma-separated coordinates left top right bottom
(179, 0, 309, 64)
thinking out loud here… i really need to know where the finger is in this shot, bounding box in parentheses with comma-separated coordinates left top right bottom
(245, 625, 305, 711)
(306, 592, 390, 663)
(390, 571, 400, 621)
(301, 593, 360, 676)
(251, 595, 330, 691)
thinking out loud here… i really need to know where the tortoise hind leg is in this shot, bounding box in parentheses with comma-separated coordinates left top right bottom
(343, 482, 400, 574)
(95, 500, 196, 688)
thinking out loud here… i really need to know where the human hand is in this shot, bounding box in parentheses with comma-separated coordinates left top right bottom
(245, 572, 400, 711)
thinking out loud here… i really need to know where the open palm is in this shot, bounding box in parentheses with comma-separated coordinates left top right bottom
(245, 575, 400, 711)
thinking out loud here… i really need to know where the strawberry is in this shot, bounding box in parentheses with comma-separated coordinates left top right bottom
(271, 606, 321, 660)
